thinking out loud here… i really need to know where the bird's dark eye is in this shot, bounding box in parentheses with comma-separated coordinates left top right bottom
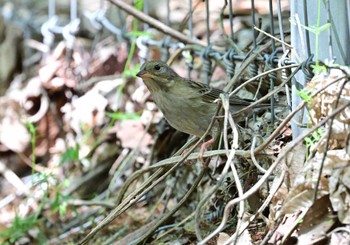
(154, 64, 161, 70)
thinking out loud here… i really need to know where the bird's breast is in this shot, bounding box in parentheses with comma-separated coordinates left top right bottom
(152, 92, 218, 137)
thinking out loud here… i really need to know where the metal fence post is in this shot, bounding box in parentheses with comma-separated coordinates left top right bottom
(290, 0, 350, 138)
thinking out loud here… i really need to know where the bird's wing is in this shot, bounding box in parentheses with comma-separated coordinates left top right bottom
(229, 95, 254, 106)
(187, 79, 253, 106)
(186, 79, 221, 102)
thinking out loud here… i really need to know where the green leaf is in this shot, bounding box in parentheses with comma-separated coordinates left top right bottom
(294, 22, 331, 35)
(317, 128, 324, 135)
(0, 214, 40, 242)
(60, 144, 80, 164)
(302, 24, 317, 34)
(311, 64, 327, 73)
(304, 137, 314, 148)
(26, 122, 37, 134)
(123, 64, 141, 77)
(125, 31, 153, 38)
(59, 201, 68, 216)
(296, 89, 312, 103)
(105, 111, 140, 121)
(312, 131, 321, 141)
(318, 23, 332, 32)
(52, 192, 70, 216)
(134, 0, 144, 10)
(182, 50, 194, 63)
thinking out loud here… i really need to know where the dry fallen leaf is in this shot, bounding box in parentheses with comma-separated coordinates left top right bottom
(114, 119, 152, 151)
(298, 195, 335, 244)
(62, 89, 108, 134)
(0, 99, 30, 152)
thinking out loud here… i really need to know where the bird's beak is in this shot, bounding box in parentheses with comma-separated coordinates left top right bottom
(136, 69, 151, 78)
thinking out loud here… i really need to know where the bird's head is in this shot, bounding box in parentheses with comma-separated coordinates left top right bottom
(136, 61, 179, 92)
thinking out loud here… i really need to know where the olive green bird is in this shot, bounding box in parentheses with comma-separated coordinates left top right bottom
(136, 60, 256, 137)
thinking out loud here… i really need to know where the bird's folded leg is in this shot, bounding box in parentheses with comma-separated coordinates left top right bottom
(199, 138, 214, 165)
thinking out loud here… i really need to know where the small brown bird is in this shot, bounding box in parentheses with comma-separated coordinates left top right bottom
(136, 60, 255, 138)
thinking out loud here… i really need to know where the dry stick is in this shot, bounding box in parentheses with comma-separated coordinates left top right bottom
(224, 41, 272, 92)
(133, 168, 207, 244)
(328, 227, 350, 237)
(253, 26, 293, 49)
(195, 154, 272, 238)
(0, 160, 29, 195)
(225, 54, 299, 151)
(79, 163, 182, 244)
(222, 94, 245, 244)
(155, 211, 195, 242)
(68, 199, 115, 208)
(116, 149, 263, 240)
(253, 74, 348, 156)
(259, 217, 284, 245)
(50, 211, 105, 244)
(224, 171, 286, 245)
(115, 123, 200, 206)
(229, 63, 299, 97)
(218, 0, 244, 55)
(222, 94, 238, 155)
(232, 64, 302, 117)
(79, 169, 176, 244)
(250, 135, 267, 173)
(108, 0, 207, 48)
(109, 220, 157, 245)
(195, 95, 243, 241)
(198, 73, 343, 242)
(78, 107, 221, 245)
(195, 178, 222, 240)
(116, 123, 213, 205)
(167, 44, 223, 66)
(115, 168, 164, 205)
(197, 140, 241, 241)
(115, 151, 234, 236)
(194, 101, 241, 241)
(17, 152, 47, 172)
(252, 24, 303, 64)
(278, 51, 293, 108)
(197, 101, 306, 244)
(227, 63, 298, 141)
(127, 168, 165, 201)
(228, 156, 244, 245)
(195, 84, 300, 240)
(199, 100, 350, 244)
(212, 64, 302, 164)
(314, 77, 349, 202)
(123, 149, 241, 174)
(195, 79, 303, 240)
(119, 147, 271, 208)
